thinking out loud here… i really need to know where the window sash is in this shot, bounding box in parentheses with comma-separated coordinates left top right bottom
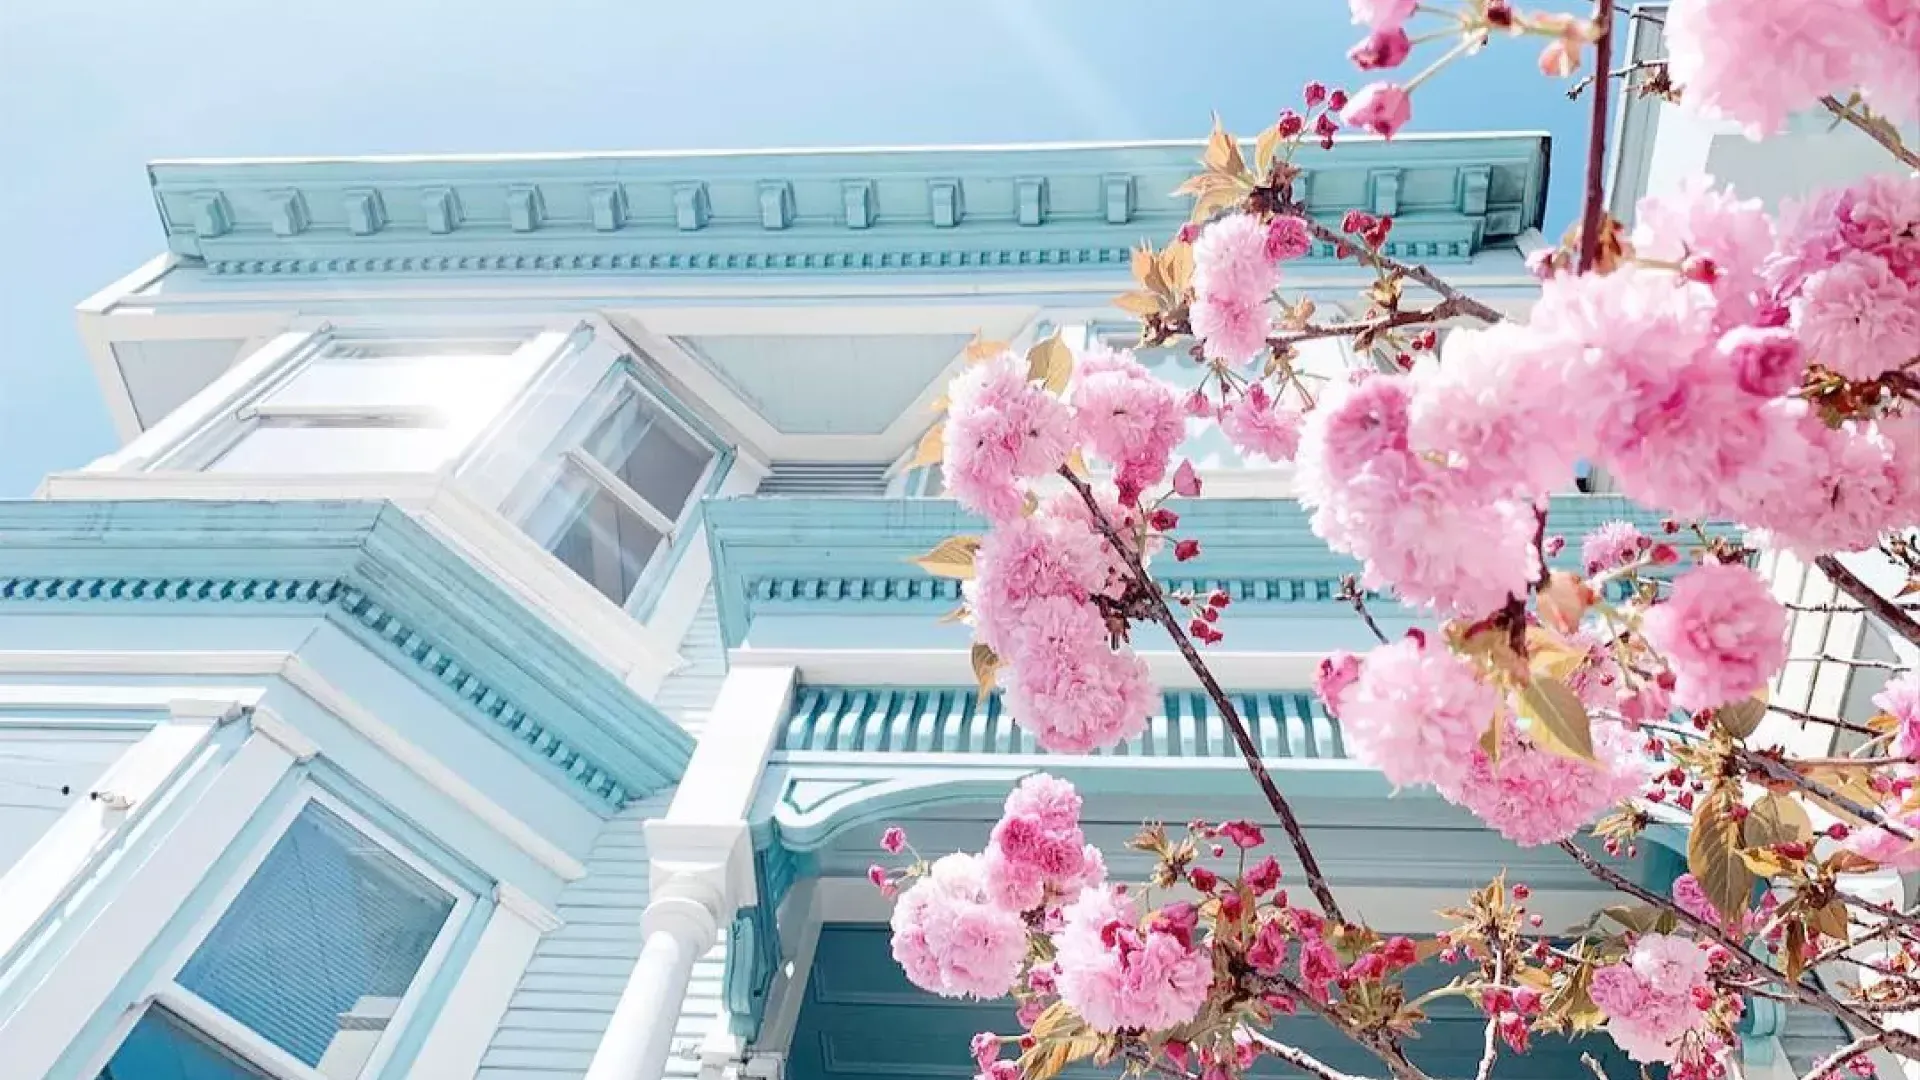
(512, 367, 724, 611)
(116, 788, 474, 1080)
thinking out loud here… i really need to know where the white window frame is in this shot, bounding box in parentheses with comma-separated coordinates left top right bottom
(148, 328, 550, 476)
(91, 785, 477, 1080)
(506, 363, 728, 615)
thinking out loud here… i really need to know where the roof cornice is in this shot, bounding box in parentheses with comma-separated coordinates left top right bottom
(146, 135, 1550, 280)
(0, 498, 692, 806)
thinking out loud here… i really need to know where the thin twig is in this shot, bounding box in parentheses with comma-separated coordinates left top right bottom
(1274, 201, 1506, 325)
(1820, 96, 1920, 170)
(1061, 468, 1347, 923)
(1792, 654, 1912, 672)
(1816, 556, 1920, 649)
(1581, 1053, 1613, 1079)
(1338, 576, 1391, 645)
(1785, 602, 1920, 614)
(1799, 1033, 1886, 1080)
(1556, 840, 1920, 1059)
(1475, 949, 1503, 1080)
(1244, 1030, 1374, 1080)
(1576, 1, 1614, 274)
(1566, 58, 1666, 101)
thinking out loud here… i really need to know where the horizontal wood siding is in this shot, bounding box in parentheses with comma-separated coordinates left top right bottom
(479, 586, 729, 1079)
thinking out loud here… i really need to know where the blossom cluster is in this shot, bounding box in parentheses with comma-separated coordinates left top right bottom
(1589, 933, 1732, 1069)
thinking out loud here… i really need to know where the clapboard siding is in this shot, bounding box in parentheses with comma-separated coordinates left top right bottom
(478, 586, 731, 1079)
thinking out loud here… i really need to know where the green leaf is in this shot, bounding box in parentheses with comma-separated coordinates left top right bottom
(1517, 674, 1595, 762)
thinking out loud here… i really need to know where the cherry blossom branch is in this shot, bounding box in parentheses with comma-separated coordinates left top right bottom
(1555, 839, 1920, 1058)
(1474, 949, 1504, 1080)
(1814, 555, 1920, 649)
(1566, 58, 1667, 101)
(1576, 0, 1615, 275)
(1058, 468, 1348, 923)
(1243, 1030, 1373, 1080)
(1792, 654, 1912, 672)
(1338, 575, 1392, 645)
(1266, 297, 1484, 350)
(1819, 96, 1920, 170)
(1272, 200, 1506, 325)
(1580, 1053, 1614, 1080)
(1799, 1033, 1886, 1080)
(1260, 973, 1435, 1080)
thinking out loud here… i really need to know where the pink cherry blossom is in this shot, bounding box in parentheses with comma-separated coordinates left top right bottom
(1632, 178, 1776, 326)
(1052, 886, 1214, 1032)
(1666, 0, 1885, 137)
(1349, 27, 1411, 70)
(1836, 172, 1920, 286)
(890, 852, 1029, 999)
(1070, 342, 1184, 496)
(1590, 933, 1715, 1063)
(1000, 596, 1157, 753)
(1580, 521, 1647, 575)
(1879, 671, 1920, 758)
(1336, 635, 1498, 790)
(1192, 214, 1280, 364)
(1717, 325, 1801, 397)
(970, 512, 1110, 656)
(1219, 382, 1305, 462)
(1791, 252, 1920, 381)
(943, 351, 1074, 523)
(983, 774, 1102, 912)
(1314, 651, 1361, 718)
(1264, 217, 1313, 263)
(1341, 82, 1411, 138)
(1641, 562, 1788, 711)
(1348, 0, 1415, 32)
(1437, 715, 1647, 846)
(1843, 803, 1920, 871)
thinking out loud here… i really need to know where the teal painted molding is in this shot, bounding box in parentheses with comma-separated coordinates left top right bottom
(0, 499, 692, 806)
(723, 842, 802, 1042)
(146, 135, 1547, 278)
(781, 684, 1342, 760)
(703, 494, 1714, 648)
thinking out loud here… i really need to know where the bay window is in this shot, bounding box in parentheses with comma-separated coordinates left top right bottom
(95, 795, 472, 1080)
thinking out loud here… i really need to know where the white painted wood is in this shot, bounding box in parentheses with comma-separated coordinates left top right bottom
(85, 329, 319, 472)
(0, 702, 238, 974)
(668, 666, 797, 829)
(32, 471, 687, 695)
(730, 648, 1326, 690)
(0, 649, 587, 882)
(0, 731, 296, 1079)
(410, 897, 555, 1080)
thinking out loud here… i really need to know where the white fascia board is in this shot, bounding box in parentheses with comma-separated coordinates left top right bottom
(731, 648, 1327, 689)
(33, 471, 686, 697)
(75, 253, 183, 443)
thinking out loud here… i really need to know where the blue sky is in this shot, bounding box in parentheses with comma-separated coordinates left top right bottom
(0, 0, 1601, 495)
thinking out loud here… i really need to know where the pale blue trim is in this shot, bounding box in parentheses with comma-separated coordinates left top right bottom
(146, 136, 1550, 278)
(0, 499, 693, 802)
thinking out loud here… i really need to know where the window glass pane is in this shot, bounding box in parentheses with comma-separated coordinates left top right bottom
(0, 727, 142, 876)
(543, 470, 664, 604)
(583, 390, 713, 521)
(176, 802, 456, 1076)
(209, 424, 458, 473)
(98, 1007, 274, 1080)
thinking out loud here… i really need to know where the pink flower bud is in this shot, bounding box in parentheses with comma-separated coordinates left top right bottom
(881, 826, 907, 854)
(1304, 81, 1328, 106)
(1171, 459, 1202, 497)
(1348, 27, 1412, 70)
(1174, 538, 1201, 561)
(1341, 82, 1412, 139)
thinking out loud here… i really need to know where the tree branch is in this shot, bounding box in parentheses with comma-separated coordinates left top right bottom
(1577, 1, 1615, 274)
(1273, 200, 1506, 326)
(1555, 840, 1920, 1059)
(1820, 96, 1920, 170)
(1244, 1030, 1375, 1080)
(1799, 1033, 1886, 1080)
(1814, 555, 1920, 649)
(1060, 468, 1347, 923)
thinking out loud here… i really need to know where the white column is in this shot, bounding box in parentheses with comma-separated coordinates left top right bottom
(409, 883, 564, 1080)
(585, 878, 724, 1080)
(584, 664, 798, 1080)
